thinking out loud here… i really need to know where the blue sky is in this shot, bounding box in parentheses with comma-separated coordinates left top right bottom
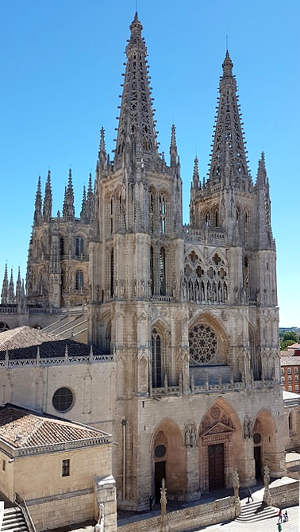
(0, 0, 299, 326)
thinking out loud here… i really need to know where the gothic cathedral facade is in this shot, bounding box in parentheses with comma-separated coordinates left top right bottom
(1, 14, 286, 510)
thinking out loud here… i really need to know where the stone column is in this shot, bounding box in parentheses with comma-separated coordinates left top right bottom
(263, 465, 272, 506)
(186, 449, 201, 500)
(94, 475, 117, 532)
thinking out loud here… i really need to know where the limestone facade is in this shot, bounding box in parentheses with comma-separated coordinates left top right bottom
(0, 12, 292, 515)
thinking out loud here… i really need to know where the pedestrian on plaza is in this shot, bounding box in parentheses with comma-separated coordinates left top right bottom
(149, 495, 154, 512)
(283, 509, 288, 522)
(278, 508, 283, 523)
(277, 522, 282, 532)
(246, 488, 253, 503)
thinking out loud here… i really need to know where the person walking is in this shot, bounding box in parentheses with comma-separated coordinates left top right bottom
(246, 488, 253, 503)
(278, 508, 283, 523)
(277, 522, 282, 532)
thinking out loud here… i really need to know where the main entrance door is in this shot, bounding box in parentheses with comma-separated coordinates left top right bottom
(254, 446, 262, 480)
(208, 443, 225, 490)
(154, 461, 166, 503)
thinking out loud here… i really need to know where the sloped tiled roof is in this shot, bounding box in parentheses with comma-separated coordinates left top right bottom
(0, 405, 110, 453)
(0, 326, 100, 359)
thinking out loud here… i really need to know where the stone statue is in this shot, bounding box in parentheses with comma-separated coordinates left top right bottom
(94, 503, 104, 532)
(243, 415, 253, 439)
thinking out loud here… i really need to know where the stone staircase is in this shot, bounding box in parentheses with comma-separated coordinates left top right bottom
(1, 506, 29, 532)
(236, 500, 278, 522)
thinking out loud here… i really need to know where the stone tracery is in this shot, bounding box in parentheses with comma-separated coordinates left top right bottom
(184, 251, 228, 304)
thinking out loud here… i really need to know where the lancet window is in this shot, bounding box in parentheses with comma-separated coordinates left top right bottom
(152, 328, 162, 387)
(110, 248, 114, 298)
(75, 270, 84, 290)
(150, 246, 154, 295)
(110, 199, 114, 234)
(159, 195, 166, 234)
(159, 247, 166, 296)
(183, 251, 228, 304)
(75, 236, 84, 258)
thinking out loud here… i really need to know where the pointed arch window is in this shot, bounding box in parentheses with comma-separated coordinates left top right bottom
(110, 248, 114, 298)
(75, 237, 84, 258)
(159, 195, 166, 234)
(75, 270, 84, 291)
(150, 246, 154, 295)
(150, 193, 154, 233)
(159, 247, 166, 296)
(110, 198, 114, 234)
(152, 328, 162, 387)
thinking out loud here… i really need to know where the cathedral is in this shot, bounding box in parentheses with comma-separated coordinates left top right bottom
(0, 13, 288, 512)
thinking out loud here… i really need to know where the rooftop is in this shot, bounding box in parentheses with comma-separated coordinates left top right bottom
(0, 326, 100, 359)
(0, 404, 111, 456)
(281, 356, 300, 366)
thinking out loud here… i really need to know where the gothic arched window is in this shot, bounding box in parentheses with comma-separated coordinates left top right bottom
(150, 246, 154, 295)
(110, 198, 114, 234)
(159, 247, 166, 296)
(60, 237, 64, 257)
(249, 327, 261, 381)
(75, 270, 84, 290)
(159, 195, 166, 234)
(150, 193, 154, 233)
(75, 236, 84, 257)
(110, 248, 114, 298)
(152, 328, 162, 387)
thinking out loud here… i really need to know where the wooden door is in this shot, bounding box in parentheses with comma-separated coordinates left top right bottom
(154, 461, 166, 503)
(254, 446, 262, 480)
(208, 443, 225, 490)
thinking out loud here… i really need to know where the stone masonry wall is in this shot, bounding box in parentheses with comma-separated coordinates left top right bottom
(118, 496, 236, 532)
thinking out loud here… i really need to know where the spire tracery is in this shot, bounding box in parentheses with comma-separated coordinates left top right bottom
(114, 13, 159, 171)
(208, 51, 250, 186)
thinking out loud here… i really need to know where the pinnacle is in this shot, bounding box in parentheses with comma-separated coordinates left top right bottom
(222, 50, 233, 76)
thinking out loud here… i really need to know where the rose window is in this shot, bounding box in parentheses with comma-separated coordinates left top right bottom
(189, 324, 217, 365)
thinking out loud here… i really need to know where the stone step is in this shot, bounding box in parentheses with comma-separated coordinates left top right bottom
(237, 503, 278, 522)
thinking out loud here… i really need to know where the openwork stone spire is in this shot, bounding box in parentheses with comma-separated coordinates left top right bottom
(1, 264, 8, 304)
(63, 169, 75, 220)
(170, 124, 178, 168)
(114, 13, 158, 170)
(208, 51, 250, 185)
(34, 176, 42, 225)
(8, 268, 15, 304)
(43, 170, 52, 221)
(192, 156, 200, 189)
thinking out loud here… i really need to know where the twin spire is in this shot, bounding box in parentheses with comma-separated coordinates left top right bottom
(114, 12, 159, 171)
(1, 265, 25, 306)
(33, 169, 94, 225)
(208, 49, 250, 186)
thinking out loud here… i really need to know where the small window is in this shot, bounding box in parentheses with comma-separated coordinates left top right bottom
(52, 387, 74, 412)
(288, 385, 292, 391)
(295, 367, 299, 374)
(62, 459, 70, 477)
(75, 270, 84, 290)
(2, 460, 5, 472)
(288, 368, 292, 374)
(281, 377, 285, 384)
(75, 237, 84, 257)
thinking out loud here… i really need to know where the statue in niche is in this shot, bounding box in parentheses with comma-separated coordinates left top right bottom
(184, 423, 197, 447)
(243, 415, 253, 439)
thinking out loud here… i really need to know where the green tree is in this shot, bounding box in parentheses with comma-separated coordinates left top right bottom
(283, 331, 298, 343)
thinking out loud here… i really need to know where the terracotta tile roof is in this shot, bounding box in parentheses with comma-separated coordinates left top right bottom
(0, 326, 100, 359)
(0, 405, 109, 450)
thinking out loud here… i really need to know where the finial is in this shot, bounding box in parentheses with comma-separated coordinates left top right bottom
(222, 50, 233, 76)
(192, 156, 200, 188)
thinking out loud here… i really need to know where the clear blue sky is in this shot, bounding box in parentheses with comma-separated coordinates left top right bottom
(0, 0, 299, 326)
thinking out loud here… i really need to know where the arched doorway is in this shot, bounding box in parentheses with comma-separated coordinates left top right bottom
(152, 420, 186, 502)
(199, 400, 243, 492)
(253, 410, 276, 478)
